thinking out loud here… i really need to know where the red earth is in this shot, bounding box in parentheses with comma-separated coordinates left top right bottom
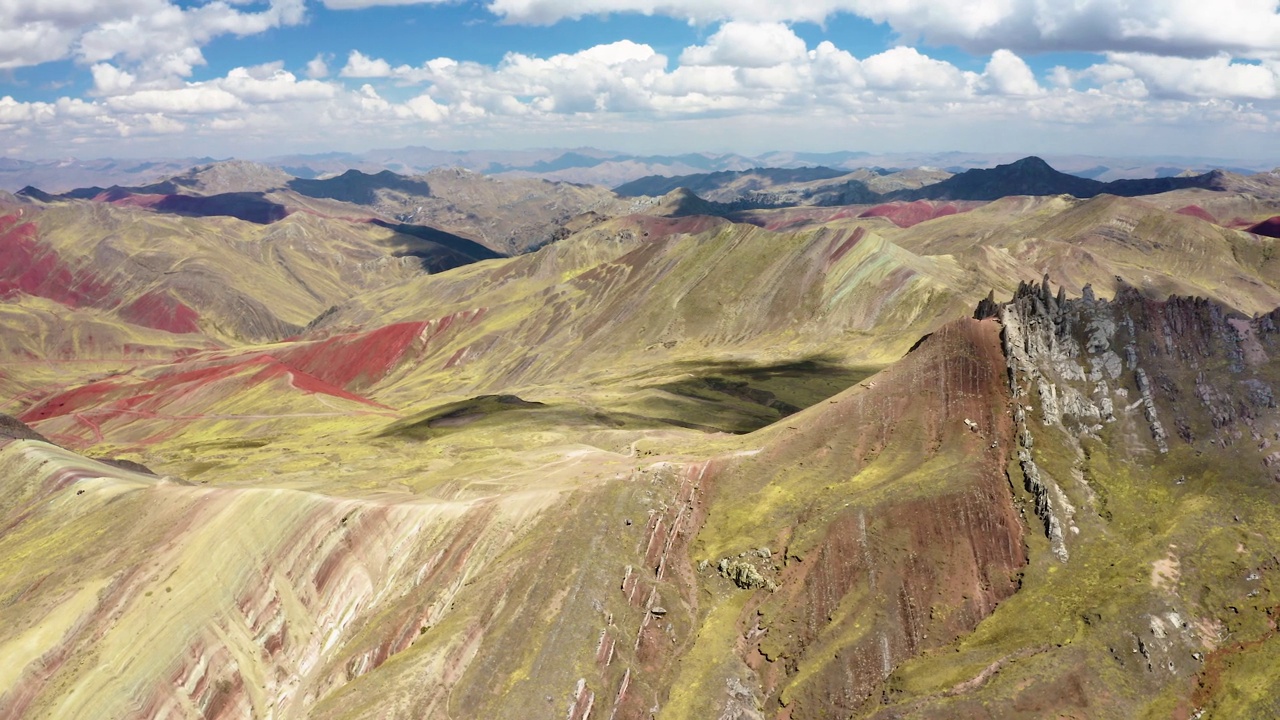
(1175, 205, 1217, 223)
(858, 201, 961, 228)
(0, 213, 202, 334)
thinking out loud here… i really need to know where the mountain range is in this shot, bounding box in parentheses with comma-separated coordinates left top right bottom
(3, 148, 1275, 193)
(4, 152, 1280, 718)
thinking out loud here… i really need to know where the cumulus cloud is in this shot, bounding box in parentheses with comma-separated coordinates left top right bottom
(90, 63, 137, 95)
(981, 49, 1042, 96)
(405, 93, 449, 122)
(484, 0, 1280, 59)
(391, 40, 667, 115)
(106, 86, 244, 115)
(809, 41, 864, 87)
(861, 46, 972, 93)
(321, 0, 449, 8)
(0, 96, 57, 126)
(341, 50, 394, 78)
(320, 38, 1280, 129)
(0, 0, 306, 76)
(0, 20, 79, 69)
(1104, 53, 1279, 100)
(3, 28, 1279, 159)
(679, 22, 808, 68)
(306, 54, 331, 80)
(221, 65, 338, 103)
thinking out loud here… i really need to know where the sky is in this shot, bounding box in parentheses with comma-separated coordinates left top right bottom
(2, 1, 1280, 160)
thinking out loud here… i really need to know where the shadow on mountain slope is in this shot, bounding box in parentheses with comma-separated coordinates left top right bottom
(372, 219, 506, 272)
(287, 170, 434, 204)
(376, 358, 878, 440)
(652, 356, 879, 428)
(24, 185, 292, 224)
(147, 192, 290, 223)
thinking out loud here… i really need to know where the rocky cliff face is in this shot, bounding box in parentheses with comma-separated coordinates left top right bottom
(994, 276, 1280, 563)
(907, 279, 1280, 718)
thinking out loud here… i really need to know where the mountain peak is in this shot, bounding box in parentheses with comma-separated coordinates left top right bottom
(15, 185, 56, 202)
(889, 156, 1101, 201)
(1007, 156, 1054, 171)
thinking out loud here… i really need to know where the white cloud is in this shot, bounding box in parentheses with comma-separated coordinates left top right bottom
(335, 38, 1279, 131)
(810, 41, 864, 87)
(736, 63, 809, 92)
(396, 41, 668, 115)
(0, 96, 57, 126)
(341, 50, 394, 78)
(653, 64, 735, 97)
(220, 64, 338, 103)
(306, 54, 331, 80)
(0, 21, 79, 69)
(2, 28, 1280, 160)
(861, 46, 972, 93)
(106, 86, 244, 114)
(0, 0, 306, 77)
(142, 112, 185, 134)
(406, 93, 449, 122)
(321, 0, 449, 8)
(357, 83, 392, 113)
(1104, 53, 1279, 100)
(679, 22, 808, 68)
(1047, 65, 1073, 89)
(981, 49, 1042, 95)
(90, 63, 136, 95)
(484, 0, 1280, 59)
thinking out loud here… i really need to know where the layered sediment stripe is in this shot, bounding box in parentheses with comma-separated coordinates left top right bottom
(0, 439, 560, 719)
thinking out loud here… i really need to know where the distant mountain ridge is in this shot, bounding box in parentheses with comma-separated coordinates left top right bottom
(2, 148, 1274, 193)
(614, 167, 850, 198)
(889, 156, 1231, 201)
(16, 161, 628, 256)
(19, 154, 1274, 241)
(615, 156, 1241, 210)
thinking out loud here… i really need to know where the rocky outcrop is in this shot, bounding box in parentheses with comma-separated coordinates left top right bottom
(997, 276, 1280, 546)
(999, 278, 1083, 561)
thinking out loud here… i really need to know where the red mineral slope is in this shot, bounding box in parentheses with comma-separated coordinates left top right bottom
(825, 226, 868, 268)
(630, 213, 729, 238)
(17, 353, 392, 447)
(270, 321, 429, 391)
(733, 318, 1024, 717)
(560, 318, 1026, 720)
(1175, 205, 1217, 223)
(858, 200, 962, 228)
(0, 213, 113, 307)
(120, 292, 201, 334)
(15, 378, 124, 424)
(0, 213, 201, 334)
(12, 313, 494, 443)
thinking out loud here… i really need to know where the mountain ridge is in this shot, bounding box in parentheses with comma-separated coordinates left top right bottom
(891, 155, 1231, 201)
(3, 149, 1275, 193)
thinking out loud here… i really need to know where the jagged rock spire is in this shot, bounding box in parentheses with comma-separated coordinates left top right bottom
(973, 290, 1000, 320)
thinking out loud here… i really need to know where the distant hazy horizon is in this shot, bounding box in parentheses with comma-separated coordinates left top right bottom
(3, 2, 1280, 160)
(3, 147, 1277, 170)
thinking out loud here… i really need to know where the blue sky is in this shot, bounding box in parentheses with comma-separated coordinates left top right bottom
(1, 1, 1279, 160)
